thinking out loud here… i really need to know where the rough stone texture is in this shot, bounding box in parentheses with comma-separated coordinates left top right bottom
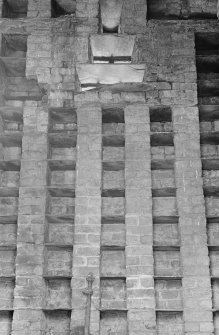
(71, 104, 101, 335)
(155, 279, 183, 310)
(0, 1, 218, 334)
(125, 105, 156, 335)
(11, 101, 48, 335)
(173, 107, 214, 335)
(156, 312, 184, 335)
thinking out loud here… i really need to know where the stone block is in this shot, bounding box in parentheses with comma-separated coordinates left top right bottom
(155, 279, 182, 310)
(208, 222, 219, 246)
(154, 223, 179, 246)
(100, 311, 127, 335)
(102, 170, 124, 190)
(46, 279, 71, 309)
(45, 248, 72, 276)
(47, 222, 74, 245)
(101, 249, 125, 277)
(156, 312, 183, 335)
(152, 170, 175, 189)
(0, 311, 12, 335)
(45, 311, 71, 335)
(0, 223, 16, 245)
(103, 147, 125, 161)
(102, 197, 125, 217)
(100, 279, 126, 310)
(0, 279, 14, 309)
(154, 250, 181, 277)
(48, 197, 75, 216)
(153, 197, 177, 216)
(101, 223, 125, 247)
(0, 250, 15, 276)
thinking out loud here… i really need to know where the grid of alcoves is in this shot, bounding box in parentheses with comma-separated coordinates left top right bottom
(51, 0, 76, 18)
(196, 32, 219, 334)
(150, 106, 183, 334)
(147, 0, 217, 19)
(2, 0, 28, 18)
(100, 107, 127, 335)
(0, 98, 24, 334)
(43, 108, 77, 334)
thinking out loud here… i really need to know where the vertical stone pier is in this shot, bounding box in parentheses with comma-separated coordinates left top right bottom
(125, 104, 156, 335)
(71, 103, 102, 335)
(173, 106, 214, 335)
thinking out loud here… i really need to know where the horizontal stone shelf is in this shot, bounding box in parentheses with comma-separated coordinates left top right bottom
(47, 187, 75, 198)
(196, 33, 219, 56)
(151, 122, 173, 133)
(199, 96, 219, 105)
(202, 159, 219, 170)
(196, 55, 219, 73)
(151, 159, 174, 170)
(102, 161, 125, 171)
(45, 243, 73, 250)
(103, 135, 125, 147)
(0, 161, 21, 171)
(154, 276, 182, 280)
(156, 309, 183, 313)
(200, 106, 219, 121)
(0, 276, 15, 280)
(101, 217, 125, 224)
(0, 57, 26, 77)
(204, 187, 219, 197)
(0, 245, 16, 251)
(102, 190, 125, 198)
(49, 108, 77, 125)
(207, 217, 219, 224)
(100, 276, 126, 280)
(208, 245, 219, 251)
(150, 106, 172, 122)
(198, 73, 219, 80)
(201, 132, 219, 145)
(0, 188, 19, 197)
(0, 106, 23, 121)
(46, 215, 74, 224)
(4, 94, 43, 101)
(153, 246, 180, 251)
(48, 160, 76, 171)
(102, 108, 124, 123)
(152, 188, 176, 197)
(102, 123, 124, 136)
(43, 308, 72, 311)
(153, 216, 179, 224)
(0, 133, 22, 145)
(43, 275, 72, 280)
(99, 308, 128, 312)
(48, 133, 77, 147)
(0, 216, 17, 225)
(198, 79, 219, 97)
(101, 245, 125, 251)
(150, 133, 174, 147)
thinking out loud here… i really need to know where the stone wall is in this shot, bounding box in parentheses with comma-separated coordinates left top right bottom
(0, 0, 218, 335)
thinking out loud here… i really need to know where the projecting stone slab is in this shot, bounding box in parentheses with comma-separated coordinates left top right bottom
(100, 0, 123, 31)
(90, 35, 135, 58)
(77, 64, 145, 86)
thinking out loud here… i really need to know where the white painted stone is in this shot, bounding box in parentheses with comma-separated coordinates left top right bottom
(90, 35, 135, 58)
(77, 64, 145, 85)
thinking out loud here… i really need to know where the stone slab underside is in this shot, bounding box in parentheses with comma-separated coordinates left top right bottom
(77, 64, 145, 85)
